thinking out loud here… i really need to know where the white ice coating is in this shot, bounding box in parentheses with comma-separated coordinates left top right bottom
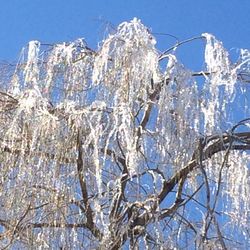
(0, 20, 249, 249)
(93, 18, 161, 105)
(202, 33, 236, 87)
(202, 33, 239, 133)
(24, 40, 41, 87)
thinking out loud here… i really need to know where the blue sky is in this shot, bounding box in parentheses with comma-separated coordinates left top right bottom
(0, 0, 249, 65)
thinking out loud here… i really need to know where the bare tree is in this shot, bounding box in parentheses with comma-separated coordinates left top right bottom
(0, 18, 249, 249)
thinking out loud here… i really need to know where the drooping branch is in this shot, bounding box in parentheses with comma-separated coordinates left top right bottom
(76, 131, 103, 241)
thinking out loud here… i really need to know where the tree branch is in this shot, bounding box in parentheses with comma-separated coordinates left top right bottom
(76, 131, 102, 240)
(130, 130, 250, 236)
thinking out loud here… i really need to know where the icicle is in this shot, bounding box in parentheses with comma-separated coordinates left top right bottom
(9, 73, 20, 96)
(202, 33, 237, 97)
(23, 40, 40, 88)
(201, 33, 239, 133)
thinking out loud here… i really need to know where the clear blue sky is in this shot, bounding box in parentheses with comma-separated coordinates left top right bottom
(0, 0, 249, 65)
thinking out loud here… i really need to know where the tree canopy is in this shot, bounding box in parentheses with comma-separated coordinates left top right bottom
(0, 18, 249, 249)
